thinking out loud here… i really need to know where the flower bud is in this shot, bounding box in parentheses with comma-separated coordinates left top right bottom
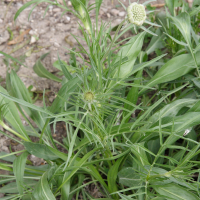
(84, 91, 94, 102)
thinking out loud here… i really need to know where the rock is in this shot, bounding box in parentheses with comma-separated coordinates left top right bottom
(54, 42, 60, 48)
(110, 9, 119, 16)
(99, 10, 104, 16)
(107, 13, 111, 18)
(68, 1, 72, 6)
(53, 8, 61, 12)
(49, 5, 53, 10)
(118, 11, 126, 17)
(66, 16, 70, 22)
(0, 30, 9, 45)
(29, 30, 34, 35)
(30, 36, 37, 44)
(0, 19, 3, 24)
(30, 155, 44, 166)
(2, 146, 9, 153)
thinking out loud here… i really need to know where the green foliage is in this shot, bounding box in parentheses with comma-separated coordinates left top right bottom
(0, 0, 200, 199)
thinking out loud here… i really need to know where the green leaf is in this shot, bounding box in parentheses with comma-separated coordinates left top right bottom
(118, 167, 141, 187)
(33, 53, 62, 82)
(0, 51, 28, 68)
(164, 32, 188, 46)
(55, 147, 101, 193)
(0, 179, 38, 193)
(153, 183, 200, 200)
(14, 0, 51, 20)
(0, 151, 16, 162)
(57, 55, 73, 80)
(0, 91, 53, 116)
(124, 69, 143, 123)
(23, 142, 59, 160)
(0, 86, 30, 141)
(53, 60, 76, 74)
(194, 43, 200, 53)
(146, 29, 165, 55)
(13, 152, 29, 195)
(169, 12, 191, 45)
(8, 70, 51, 135)
(114, 32, 146, 79)
(108, 156, 125, 196)
(148, 99, 198, 127)
(165, 0, 175, 16)
(189, 5, 200, 17)
(49, 77, 80, 113)
(32, 172, 56, 200)
(85, 164, 109, 191)
(173, 112, 200, 133)
(139, 53, 196, 95)
(47, 145, 67, 161)
(131, 143, 150, 166)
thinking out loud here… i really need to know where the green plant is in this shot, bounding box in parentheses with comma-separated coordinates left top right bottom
(0, 0, 200, 200)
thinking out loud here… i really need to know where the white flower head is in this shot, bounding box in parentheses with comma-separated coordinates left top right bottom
(127, 3, 146, 26)
(118, 0, 161, 36)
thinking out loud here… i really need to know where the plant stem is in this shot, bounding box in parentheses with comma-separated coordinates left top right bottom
(0, 121, 29, 141)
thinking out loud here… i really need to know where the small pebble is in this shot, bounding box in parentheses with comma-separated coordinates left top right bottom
(107, 13, 111, 18)
(68, 1, 72, 6)
(0, 19, 3, 23)
(54, 42, 60, 47)
(2, 146, 9, 153)
(110, 9, 119, 16)
(118, 11, 126, 17)
(53, 8, 61, 12)
(66, 16, 70, 21)
(30, 36, 37, 44)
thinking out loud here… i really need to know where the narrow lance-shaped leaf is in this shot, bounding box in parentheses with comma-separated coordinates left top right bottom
(139, 53, 198, 95)
(23, 142, 60, 161)
(153, 183, 200, 200)
(13, 151, 29, 195)
(169, 12, 191, 45)
(8, 70, 51, 136)
(112, 32, 146, 80)
(0, 86, 30, 141)
(32, 171, 56, 200)
(33, 53, 62, 82)
(107, 155, 126, 196)
(0, 179, 38, 194)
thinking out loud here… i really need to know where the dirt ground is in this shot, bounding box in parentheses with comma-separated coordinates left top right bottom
(0, 0, 193, 197)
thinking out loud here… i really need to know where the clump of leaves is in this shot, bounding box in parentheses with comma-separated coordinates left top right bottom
(0, 0, 200, 200)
